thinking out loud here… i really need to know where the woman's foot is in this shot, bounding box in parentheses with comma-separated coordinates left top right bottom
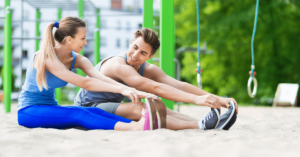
(152, 99, 167, 129)
(143, 99, 156, 130)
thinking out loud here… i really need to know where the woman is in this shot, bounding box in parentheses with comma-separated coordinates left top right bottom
(18, 16, 158, 131)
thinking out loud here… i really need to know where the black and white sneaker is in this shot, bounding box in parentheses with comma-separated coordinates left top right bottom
(216, 101, 237, 130)
(199, 108, 220, 130)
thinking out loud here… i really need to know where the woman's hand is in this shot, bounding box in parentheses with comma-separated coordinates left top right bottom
(193, 94, 221, 109)
(120, 87, 158, 105)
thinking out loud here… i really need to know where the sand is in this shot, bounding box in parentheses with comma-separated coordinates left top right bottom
(0, 103, 299, 157)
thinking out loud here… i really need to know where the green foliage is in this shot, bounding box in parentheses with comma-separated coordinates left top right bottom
(175, 0, 300, 104)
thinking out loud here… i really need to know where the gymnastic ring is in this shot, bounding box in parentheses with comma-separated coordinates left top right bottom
(247, 76, 257, 98)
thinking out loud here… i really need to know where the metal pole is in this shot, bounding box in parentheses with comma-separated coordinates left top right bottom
(94, 8, 100, 65)
(143, 0, 153, 64)
(35, 8, 40, 52)
(160, 0, 175, 110)
(19, 0, 24, 92)
(57, 8, 62, 21)
(4, 0, 12, 113)
(55, 8, 62, 105)
(77, 0, 84, 92)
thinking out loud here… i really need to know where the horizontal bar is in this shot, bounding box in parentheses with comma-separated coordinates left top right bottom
(0, 16, 4, 19)
(12, 37, 94, 40)
(12, 37, 41, 40)
(85, 14, 142, 17)
(153, 26, 160, 29)
(152, 58, 160, 62)
(12, 20, 58, 22)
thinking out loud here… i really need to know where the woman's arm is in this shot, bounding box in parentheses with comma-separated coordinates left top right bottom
(45, 58, 155, 104)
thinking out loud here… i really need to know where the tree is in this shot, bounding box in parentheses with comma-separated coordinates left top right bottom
(175, 0, 300, 104)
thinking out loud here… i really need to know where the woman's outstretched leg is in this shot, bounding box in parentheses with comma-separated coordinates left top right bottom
(18, 105, 142, 131)
(66, 106, 132, 123)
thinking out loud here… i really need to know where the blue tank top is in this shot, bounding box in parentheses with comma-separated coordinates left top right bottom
(74, 53, 146, 106)
(17, 51, 77, 110)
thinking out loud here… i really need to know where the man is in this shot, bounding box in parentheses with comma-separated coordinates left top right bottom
(74, 28, 238, 130)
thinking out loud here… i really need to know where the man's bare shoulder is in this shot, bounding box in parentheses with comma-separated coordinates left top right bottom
(144, 62, 166, 80)
(104, 56, 127, 66)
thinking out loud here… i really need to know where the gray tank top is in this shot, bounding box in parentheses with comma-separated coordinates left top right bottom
(74, 53, 146, 106)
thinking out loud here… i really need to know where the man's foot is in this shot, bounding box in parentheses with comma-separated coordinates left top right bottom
(143, 99, 157, 130)
(216, 101, 237, 130)
(152, 99, 167, 129)
(198, 108, 220, 130)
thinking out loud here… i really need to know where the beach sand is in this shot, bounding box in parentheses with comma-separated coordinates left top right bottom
(0, 103, 299, 157)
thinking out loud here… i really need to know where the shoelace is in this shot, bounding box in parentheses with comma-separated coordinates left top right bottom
(202, 111, 214, 124)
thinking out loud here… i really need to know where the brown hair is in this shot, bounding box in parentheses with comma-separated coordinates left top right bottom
(134, 28, 160, 55)
(33, 16, 86, 91)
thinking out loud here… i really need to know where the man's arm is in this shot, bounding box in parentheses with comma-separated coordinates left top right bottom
(145, 63, 238, 113)
(75, 55, 130, 88)
(144, 63, 210, 96)
(112, 61, 221, 109)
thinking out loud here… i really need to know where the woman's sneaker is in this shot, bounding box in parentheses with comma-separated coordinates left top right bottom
(199, 108, 220, 130)
(216, 101, 237, 130)
(153, 99, 167, 129)
(143, 98, 157, 131)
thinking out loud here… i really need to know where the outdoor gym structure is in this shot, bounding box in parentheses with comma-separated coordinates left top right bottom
(2, 0, 259, 113)
(2, 0, 176, 113)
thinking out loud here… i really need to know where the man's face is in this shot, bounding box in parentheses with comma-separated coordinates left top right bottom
(126, 36, 153, 66)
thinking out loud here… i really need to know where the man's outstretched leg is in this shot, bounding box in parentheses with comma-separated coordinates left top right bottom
(113, 101, 219, 130)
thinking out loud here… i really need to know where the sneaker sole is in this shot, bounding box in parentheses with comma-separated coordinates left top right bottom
(145, 98, 157, 130)
(154, 99, 167, 129)
(213, 108, 220, 129)
(223, 113, 237, 130)
(217, 101, 236, 129)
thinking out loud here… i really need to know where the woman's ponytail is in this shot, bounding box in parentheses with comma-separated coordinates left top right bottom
(33, 23, 61, 91)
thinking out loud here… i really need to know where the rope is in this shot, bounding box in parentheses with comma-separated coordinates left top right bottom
(248, 0, 259, 98)
(250, 0, 259, 76)
(196, 0, 202, 89)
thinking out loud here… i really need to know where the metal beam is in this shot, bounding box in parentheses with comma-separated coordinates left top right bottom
(4, 1, 12, 113)
(143, 0, 153, 64)
(160, 0, 175, 110)
(35, 8, 40, 52)
(77, 0, 84, 92)
(55, 8, 62, 105)
(94, 8, 100, 65)
(11, 37, 94, 40)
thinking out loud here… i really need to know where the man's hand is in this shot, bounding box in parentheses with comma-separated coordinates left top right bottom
(193, 94, 221, 109)
(120, 87, 157, 105)
(217, 97, 239, 114)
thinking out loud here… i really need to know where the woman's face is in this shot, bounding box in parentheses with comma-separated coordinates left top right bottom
(69, 27, 87, 53)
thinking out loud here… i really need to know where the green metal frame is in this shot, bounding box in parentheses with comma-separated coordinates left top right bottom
(4, 0, 12, 113)
(55, 8, 62, 105)
(76, 0, 85, 92)
(143, 0, 153, 64)
(160, 0, 175, 110)
(35, 8, 40, 52)
(94, 8, 100, 65)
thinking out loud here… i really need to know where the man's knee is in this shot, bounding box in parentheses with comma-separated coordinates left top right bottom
(115, 102, 144, 121)
(166, 107, 178, 115)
